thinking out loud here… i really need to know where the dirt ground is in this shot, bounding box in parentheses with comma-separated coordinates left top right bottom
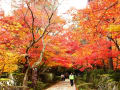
(45, 79, 76, 90)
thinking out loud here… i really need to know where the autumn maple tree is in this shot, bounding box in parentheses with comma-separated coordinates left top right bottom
(1, 0, 120, 89)
(46, 0, 120, 72)
(0, 0, 65, 87)
(69, 0, 120, 71)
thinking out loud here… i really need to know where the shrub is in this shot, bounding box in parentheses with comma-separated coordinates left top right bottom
(39, 73, 55, 83)
(13, 72, 24, 86)
(110, 71, 120, 82)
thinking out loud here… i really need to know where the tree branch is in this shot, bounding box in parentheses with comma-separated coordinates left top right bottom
(95, 1, 118, 29)
(27, 3, 35, 42)
(107, 36, 120, 51)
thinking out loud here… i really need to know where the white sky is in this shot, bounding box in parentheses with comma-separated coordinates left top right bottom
(58, 0, 88, 15)
(0, 0, 12, 15)
(0, 0, 88, 16)
(58, 0, 88, 28)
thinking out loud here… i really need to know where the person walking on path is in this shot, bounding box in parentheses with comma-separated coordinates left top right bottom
(69, 73, 74, 86)
(61, 74, 65, 81)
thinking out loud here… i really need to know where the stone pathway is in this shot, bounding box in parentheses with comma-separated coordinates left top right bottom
(45, 79, 76, 90)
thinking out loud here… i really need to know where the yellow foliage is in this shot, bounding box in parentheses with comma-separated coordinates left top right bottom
(72, 53, 78, 57)
(107, 24, 120, 32)
(47, 61, 60, 67)
(38, 28, 44, 35)
(0, 50, 21, 73)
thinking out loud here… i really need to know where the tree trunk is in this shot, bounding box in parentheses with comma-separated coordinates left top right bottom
(107, 36, 114, 70)
(23, 67, 29, 87)
(102, 59, 106, 71)
(116, 57, 119, 69)
(109, 57, 113, 70)
(9, 73, 15, 85)
(32, 68, 37, 89)
(109, 46, 114, 70)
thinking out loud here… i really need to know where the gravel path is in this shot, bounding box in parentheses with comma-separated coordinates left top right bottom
(45, 79, 76, 90)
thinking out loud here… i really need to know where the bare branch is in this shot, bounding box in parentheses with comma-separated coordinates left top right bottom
(43, 6, 50, 19)
(107, 36, 120, 51)
(27, 3, 35, 41)
(32, 36, 46, 68)
(27, 3, 35, 29)
(23, 9, 32, 30)
(35, 23, 51, 43)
